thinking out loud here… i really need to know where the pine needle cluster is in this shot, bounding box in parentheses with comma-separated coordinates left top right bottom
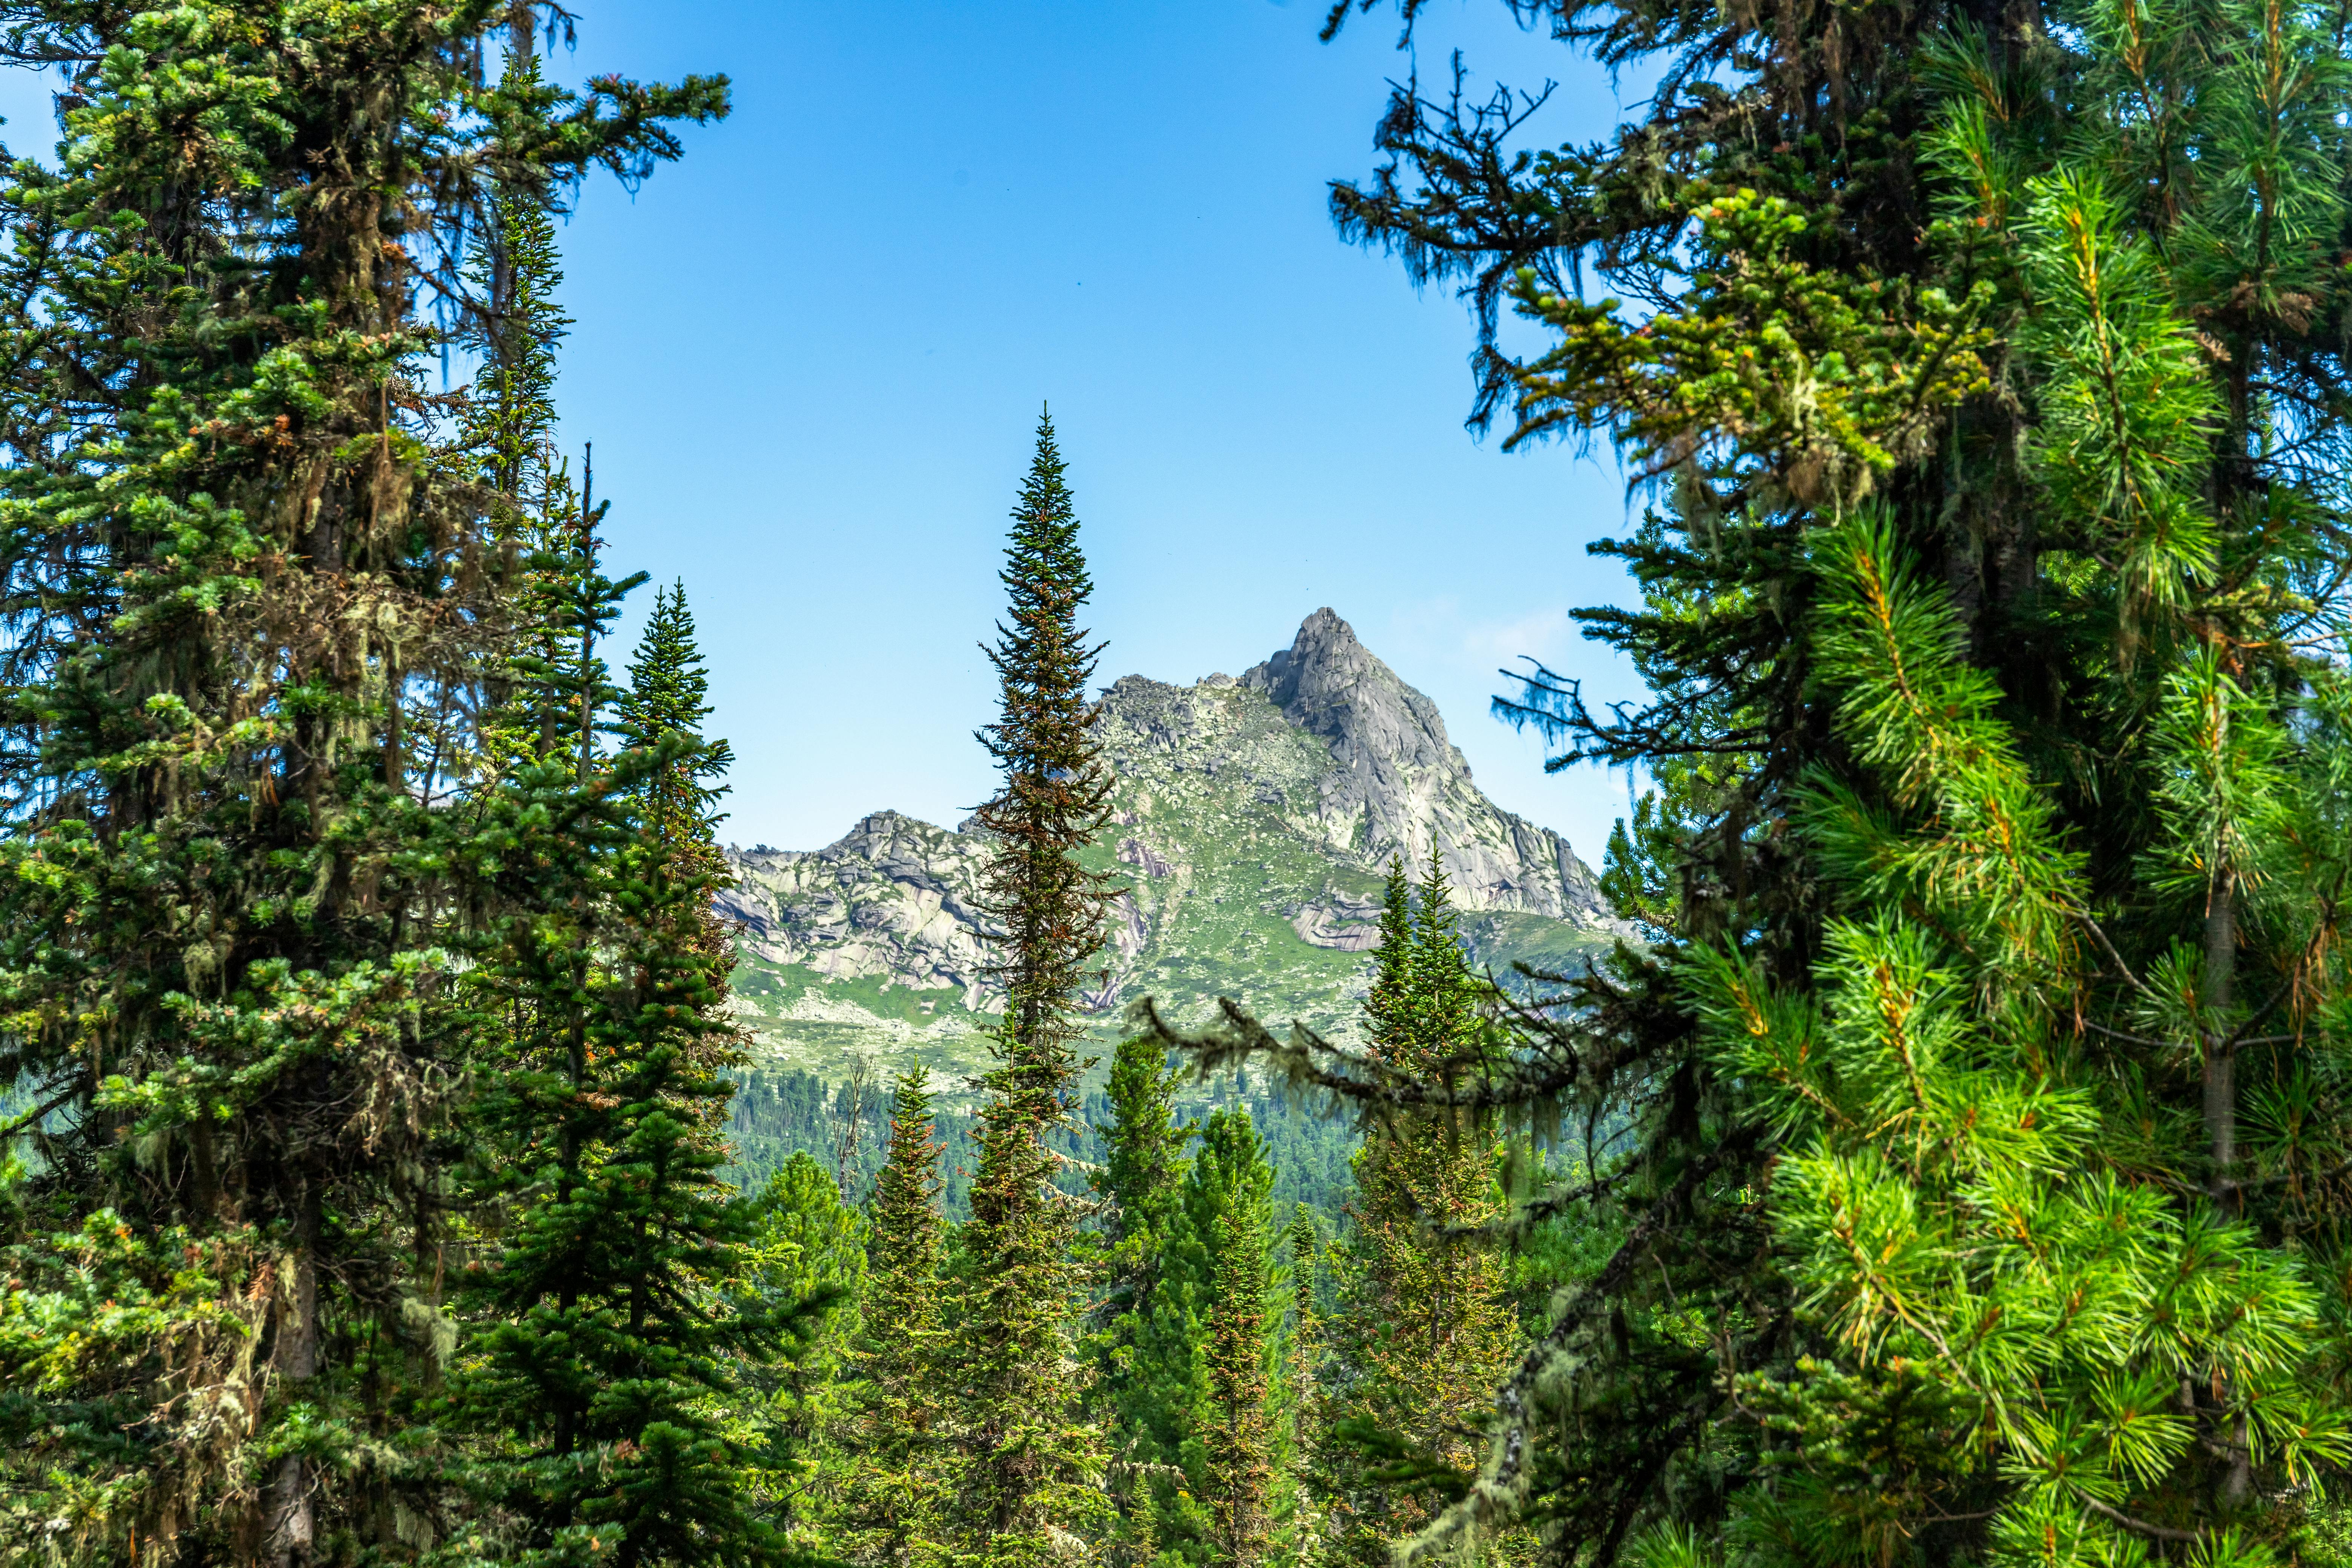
(1213, 0, 2352, 1561)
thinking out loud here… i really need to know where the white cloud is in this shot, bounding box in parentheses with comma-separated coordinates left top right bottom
(1377, 597, 1587, 679)
(1460, 605, 1577, 667)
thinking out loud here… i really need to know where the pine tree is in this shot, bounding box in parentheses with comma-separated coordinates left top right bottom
(738, 1152, 869, 1553)
(619, 579, 740, 1071)
(463, 39, 591, 786)
(1204, 1206, 1273, 1567)
(1245, 0, 2017, 1548)
(1174, 0, 2352, 1559)
(452, 502, 812, 1565)
(466, 43, 569, 518)
(848, 1066, 953, 1566)
(947, 410, 1115, 1559)
(1277, 1203, 1326, 1558)
(450, 239, 790, 1559)
(619, 580, 735, 864)
(1110, 1105, 1283, 1566)
(0, 8, 725, 1560)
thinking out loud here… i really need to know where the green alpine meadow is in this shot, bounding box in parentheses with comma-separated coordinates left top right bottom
(7, 0, 2352, 1564)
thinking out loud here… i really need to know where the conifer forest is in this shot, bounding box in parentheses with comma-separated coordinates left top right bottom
(20, 0, 2352, 1565)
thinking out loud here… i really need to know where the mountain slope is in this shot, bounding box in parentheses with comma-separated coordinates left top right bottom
(721, 609, 1616, 1090)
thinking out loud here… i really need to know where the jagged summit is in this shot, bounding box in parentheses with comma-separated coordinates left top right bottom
(721, 611, 1613, 1082)
(1245, 608, 1456, 771)
(1239, 609, 1594, 921)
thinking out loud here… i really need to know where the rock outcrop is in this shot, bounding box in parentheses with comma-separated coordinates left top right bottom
(721, 813, 995, 1008)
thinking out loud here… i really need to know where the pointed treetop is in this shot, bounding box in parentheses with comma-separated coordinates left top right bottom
(1003, 406, 1088, 603)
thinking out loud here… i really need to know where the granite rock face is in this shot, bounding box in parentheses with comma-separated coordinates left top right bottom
(1241, 608, 1600, 920)
(721, 813, 996, 1009)
(723, 611, 1615, 1083)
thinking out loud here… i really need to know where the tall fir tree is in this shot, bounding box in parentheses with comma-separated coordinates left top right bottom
(462, 39, 594, 787)
(950, 408, 1116, 1559)
(737, 1152, 868, 1555)
(619, 579, 739, 1055)
(465, 43, 568, 519)
(848, 1066, 953, 1567)
(1204, 1206, 1273, 1568)
(452, 494, 818, 1566)
(440, 104, 793, 1561)
(618, 580, 735, 864)
(1109, 1104, 1285, 1567)
(1278, 1203, 1326, 1557)
(0, 8, 725, 1560)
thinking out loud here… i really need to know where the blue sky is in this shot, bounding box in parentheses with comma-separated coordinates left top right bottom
(8, 3, 1658, 864)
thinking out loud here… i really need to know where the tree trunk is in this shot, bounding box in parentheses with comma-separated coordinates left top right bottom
(2203, 871, 2254, 1511)
(266, 1188, 322, 1566)
(2202, 871, 2237, 1207)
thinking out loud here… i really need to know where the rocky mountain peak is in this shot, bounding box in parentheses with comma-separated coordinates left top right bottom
(720, 610, 1616, 1083)
(1233, 609, 1588, 919)
(1243, 607, 1462, 780)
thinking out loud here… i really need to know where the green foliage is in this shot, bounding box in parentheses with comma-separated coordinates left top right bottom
(1230, 0, 2352, 1561)
(1118, 1107, 1286, 1565)
(1311, 856, 1519, 1564)
(2011, 171, 2219, 636)
(737, 1155, 868, 1553)
(441, 162, 795, 1556)
(0, 4, 726, 1559)
(1201, 1180, 1277, 1567)
(1091, 1030, 1197, 1512)
(844, 1068, 952, 1566)
(449, 549, 807, 1564)
(972, 408, 1116, 1055)
(1510, 190, 1994, 507)
(465, 43, 571, 514)
(620, 581, 735, 859)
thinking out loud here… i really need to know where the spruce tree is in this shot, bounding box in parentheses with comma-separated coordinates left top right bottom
(461, 39, 574, 789)
(446, 183, 790, 1562)
(1108, 1105, 1283, 1566)
(738, 1152, 868, 1553)
(0, 9, 724, 1560)
(1204, 1206, 1273, 1567)
(453, 502, 812, 1566)
(1088, 1032, 1194, 1568)
(619, 581, 735, 866)
(947, 410, 1115, 1559)
(466, 43, 569, 519)
(1277, 1203, 1326, 1557)
(848, 1066, 952, 1566)
(619, 579, 739, 1081)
